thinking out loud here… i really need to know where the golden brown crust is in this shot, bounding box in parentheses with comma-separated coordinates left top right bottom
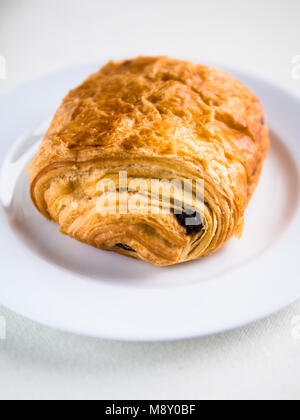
(28, 56, 269, 266)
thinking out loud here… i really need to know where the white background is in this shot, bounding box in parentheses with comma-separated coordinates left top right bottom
(0, 0, 300, 400)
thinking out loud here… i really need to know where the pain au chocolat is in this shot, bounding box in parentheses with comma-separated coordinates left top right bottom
(28, 56, 269, 266)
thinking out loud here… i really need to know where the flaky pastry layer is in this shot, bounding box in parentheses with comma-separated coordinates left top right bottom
(28, 56, 269, 266)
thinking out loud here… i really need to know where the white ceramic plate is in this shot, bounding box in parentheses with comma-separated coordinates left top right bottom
(0, 61, 300, 341)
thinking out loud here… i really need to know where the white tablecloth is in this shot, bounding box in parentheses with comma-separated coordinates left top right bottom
(0, 0, 300, 400)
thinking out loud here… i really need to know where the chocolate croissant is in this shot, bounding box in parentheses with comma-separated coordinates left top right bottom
(28, 57, 269, 266)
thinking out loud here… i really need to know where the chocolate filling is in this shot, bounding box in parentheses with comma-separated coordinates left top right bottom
(175, 211, 204, 235)
(115, 243, 136, 252)
(122, 60, 132, 68)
